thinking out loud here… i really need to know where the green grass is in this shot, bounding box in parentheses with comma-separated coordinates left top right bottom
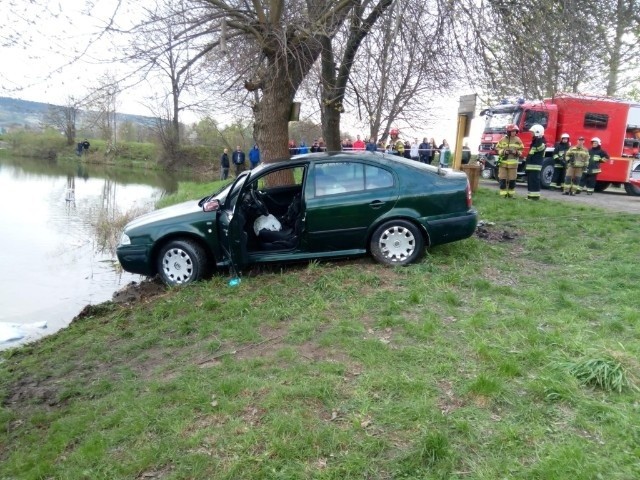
(1, 188, 640, 479)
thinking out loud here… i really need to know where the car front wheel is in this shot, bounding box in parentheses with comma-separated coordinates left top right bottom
(370, 220, 424, 266)
(157, 239, 209, 286)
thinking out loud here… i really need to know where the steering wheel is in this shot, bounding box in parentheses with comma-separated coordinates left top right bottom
(250, 188, 269, 216)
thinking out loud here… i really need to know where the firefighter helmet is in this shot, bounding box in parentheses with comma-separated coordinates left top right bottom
(506, 124, 519, 133)
(530, 124, 544, 137)
(591, 137, 601, 145)
(390, 128, 399, 136)
(561, 133, 570, 139)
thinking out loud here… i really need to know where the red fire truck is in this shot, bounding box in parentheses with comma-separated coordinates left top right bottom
(477, 93, 640, 196)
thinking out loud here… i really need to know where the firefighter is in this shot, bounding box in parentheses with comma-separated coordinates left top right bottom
(495, 124, 523, 198)
(550, 133, 570, 190)
(563, 136, 589, 195)
(580, 137, 610, 195)
(525, 124, 547, 200)
(388, 128, 404, 157)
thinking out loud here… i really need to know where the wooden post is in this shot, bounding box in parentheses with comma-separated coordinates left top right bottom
(453, 114, 468, 170)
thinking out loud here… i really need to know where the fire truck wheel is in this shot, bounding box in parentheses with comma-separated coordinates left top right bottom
(624, 182, 640, 196)
(540, 159, 554, 189)
(594, 182, 610, 192)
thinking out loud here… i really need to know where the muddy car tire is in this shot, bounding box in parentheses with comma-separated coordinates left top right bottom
(157, 239, 209, 286)
(370, 220, 424, 266)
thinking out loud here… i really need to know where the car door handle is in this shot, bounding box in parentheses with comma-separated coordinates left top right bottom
(369, 200, 385, 208)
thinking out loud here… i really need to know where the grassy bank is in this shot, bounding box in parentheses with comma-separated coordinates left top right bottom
(1, 189, 639, 479)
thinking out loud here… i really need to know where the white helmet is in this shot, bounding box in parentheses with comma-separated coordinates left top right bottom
(561, 133, 570, 139)
(530, 124, 544, 137)
(591, 137, 601, 145)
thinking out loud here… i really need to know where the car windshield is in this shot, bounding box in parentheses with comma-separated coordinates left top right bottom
(484, 107, 522, 134)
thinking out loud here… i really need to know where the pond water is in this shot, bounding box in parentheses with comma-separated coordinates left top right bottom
(0, 156, 198, 350)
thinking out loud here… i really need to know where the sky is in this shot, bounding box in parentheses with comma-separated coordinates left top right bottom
(1, 1, 484, 150)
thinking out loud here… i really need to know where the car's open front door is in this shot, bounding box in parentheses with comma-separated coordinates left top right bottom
(218, 174, 250, 274)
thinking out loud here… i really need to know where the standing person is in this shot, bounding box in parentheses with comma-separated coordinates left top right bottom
(81, 138, 90, 156)
(461, 143, 472, 164)
(366, 137, 378, 152)
(388, 128, 404, 156)
(410, 138, 420, 161)
(288, 139, 297, 156)
(220, 148, 230, 180)
(581, 137, 610, 195)
(403, 140, 412, 159)
(495, 124, 524, 198)
(525, 124, 547, 200)
(298, 141, 309, 154)
(317, 137, 326, 152)
(418, 137, 430, 163)
(438, 139, 451, 167)
(550, 133, 571, 190)
(232, 145, 246, 177)
(429, 138, 438, 163)
(249, 143, 260, 169)
(353, 135, 366, 151)
(310, 140, 320, 153)
(563, 136, 589, 195)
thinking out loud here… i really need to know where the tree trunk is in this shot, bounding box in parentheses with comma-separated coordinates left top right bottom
(253, 68, 296, 163)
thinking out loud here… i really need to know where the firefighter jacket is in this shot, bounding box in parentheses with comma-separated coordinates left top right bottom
(566, 145, 589, 168)
(586, 146, 610, 174)
(388, 138, 404, 155)
(526, 136, 546, 170)
(496, 134, 523, 166)
(552, 141, 570, 167)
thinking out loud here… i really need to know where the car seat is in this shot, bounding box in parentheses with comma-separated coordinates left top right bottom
(257, 193, 303, 250)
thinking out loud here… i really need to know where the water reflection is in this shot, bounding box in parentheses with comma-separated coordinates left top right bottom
(0, 156, 200, 350)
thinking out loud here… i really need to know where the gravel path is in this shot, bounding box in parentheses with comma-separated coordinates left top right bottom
(478, 179, 640, 215)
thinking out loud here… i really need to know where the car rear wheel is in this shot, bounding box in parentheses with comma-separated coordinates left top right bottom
(157, 239, 209, 286)
(370, 220, 424, 266)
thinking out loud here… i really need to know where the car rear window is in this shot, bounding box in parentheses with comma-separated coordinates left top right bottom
(315, 162, 393, 196)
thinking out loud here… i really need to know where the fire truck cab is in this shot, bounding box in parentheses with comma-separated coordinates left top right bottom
(477, 93, 640, 196)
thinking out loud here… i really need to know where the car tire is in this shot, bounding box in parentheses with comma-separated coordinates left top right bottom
(370, 220, 424, 266)
(540, 158, 554, 189)
(157, 239, 209, 286)
(481, 166, 493, 180)
(624, 182, 640, 196)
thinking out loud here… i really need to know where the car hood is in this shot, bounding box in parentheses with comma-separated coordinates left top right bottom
(125, 200, 204, 231)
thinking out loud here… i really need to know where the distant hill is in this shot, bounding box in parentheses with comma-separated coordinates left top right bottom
(0, 96, 157, 132)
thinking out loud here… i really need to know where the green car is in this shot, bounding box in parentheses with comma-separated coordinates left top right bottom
(116, 152, 478, 286)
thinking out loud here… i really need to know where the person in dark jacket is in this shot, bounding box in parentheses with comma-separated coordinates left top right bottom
(249, 144, 260, 169)
(366, 137, 378, 152)
(525, 124, 547, 200)
(220, 148, 230, 180)
(550, 133, 570, 190)
(580, 137, 610, 195)
(232, 145, 246, 177)
(418, 138, 430, 163)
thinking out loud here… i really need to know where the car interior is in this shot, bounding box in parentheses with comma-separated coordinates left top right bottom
(240, 181, 304, 252)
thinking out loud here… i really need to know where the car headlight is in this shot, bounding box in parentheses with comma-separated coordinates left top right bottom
(119, 233, 131, 246)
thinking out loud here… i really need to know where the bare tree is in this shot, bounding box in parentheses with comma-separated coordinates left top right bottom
(346, 0, 458, 143)
(119, 0, 357, 164)
(128, 0, 212, 150)
(43, 96, 81, 146)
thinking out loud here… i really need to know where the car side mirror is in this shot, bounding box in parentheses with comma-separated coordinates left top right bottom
(203, 199, 220, 212)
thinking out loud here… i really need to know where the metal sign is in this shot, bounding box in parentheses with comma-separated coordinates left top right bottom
(458, 94, 477, 118)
